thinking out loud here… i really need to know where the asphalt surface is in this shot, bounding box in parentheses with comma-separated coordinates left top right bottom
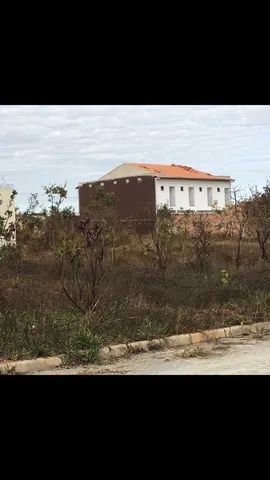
(34, 333, 270, 375)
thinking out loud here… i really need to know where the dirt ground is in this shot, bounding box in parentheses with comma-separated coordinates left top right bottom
(31, 333, 270, 375)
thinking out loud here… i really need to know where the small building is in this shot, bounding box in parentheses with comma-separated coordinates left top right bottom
(77, 163, 233, 225)
(0, 185, 16, 246)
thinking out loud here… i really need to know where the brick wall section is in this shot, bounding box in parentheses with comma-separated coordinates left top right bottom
(79, 176, 156, 219)
(173, 209, 253, 238)
(174, 212, 222, 229)
(78, 176, 156, 234)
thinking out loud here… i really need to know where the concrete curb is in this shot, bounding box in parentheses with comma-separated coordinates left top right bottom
(0, 356, 62, 375)
(1, 320, 270, 374)
(100, 321, 270, 361)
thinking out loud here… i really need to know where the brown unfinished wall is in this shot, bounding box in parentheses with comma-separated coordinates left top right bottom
(78, 175, 156, 233)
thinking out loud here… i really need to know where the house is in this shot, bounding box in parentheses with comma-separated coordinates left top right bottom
(0, 185, 16, 246)
(77, 163, 233, 224)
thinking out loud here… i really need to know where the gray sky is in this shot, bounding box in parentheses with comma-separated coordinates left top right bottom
(1, 105, 270, 212)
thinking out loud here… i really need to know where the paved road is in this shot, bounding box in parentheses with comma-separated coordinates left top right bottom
(35, 334, 270, 375)
(126, 336, 270, 375)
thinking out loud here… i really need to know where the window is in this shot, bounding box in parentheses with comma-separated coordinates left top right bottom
(225, 188, 231, 207)
(161, 186, 164, 191)
(207, 187, 213, 206)
(189, 187, 195, 207)
(126, 179, 130, 183)
(169, 186, 176, 207)
(199, 187, 202, 192)
(180, 186, 184, 192)
(113, 180, 117, 185)
(100, 182, 104, 187)
(89, 184, 92, 188)
(137, 178, 142, 182)
(217, 187, 220, 192)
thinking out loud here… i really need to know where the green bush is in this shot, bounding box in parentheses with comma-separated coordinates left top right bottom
(65, 329, 102, 365)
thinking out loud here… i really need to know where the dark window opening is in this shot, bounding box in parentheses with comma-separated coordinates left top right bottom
(180, 186, 184, 191)
(217, 187, 220, 192)
(161, 186, 164, 191)
(199, 187, 202, 192)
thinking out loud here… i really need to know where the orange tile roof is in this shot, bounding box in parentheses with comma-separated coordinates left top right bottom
(129, 163, 231, 181)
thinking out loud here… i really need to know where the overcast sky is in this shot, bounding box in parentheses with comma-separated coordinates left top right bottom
(1, 105, 270, 212)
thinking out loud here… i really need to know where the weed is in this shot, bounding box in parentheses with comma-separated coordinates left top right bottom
(179, 345, 213, 358)
(220, 269, 231, 287)
(64, 329, 102, 365)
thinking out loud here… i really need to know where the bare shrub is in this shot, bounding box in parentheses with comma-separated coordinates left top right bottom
(139, 205, 175, 280)
(216, 187, 254, 268)
(190, 214, 212, 271)
(56, 219, 107, 314)
(250, 182, 270, 260)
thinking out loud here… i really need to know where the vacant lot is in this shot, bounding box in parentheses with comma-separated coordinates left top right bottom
(1, 189, 270, 363)
(1, 233, 270, 363)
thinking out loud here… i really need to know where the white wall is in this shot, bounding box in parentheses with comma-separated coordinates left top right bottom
(0, 187, 16, 246)
(155, 178, 232, 211)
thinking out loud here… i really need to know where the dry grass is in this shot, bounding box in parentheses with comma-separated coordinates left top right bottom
(1, 232, 270, 363)
(176, 345, 213, 359)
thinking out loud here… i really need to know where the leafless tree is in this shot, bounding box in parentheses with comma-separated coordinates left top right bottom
(56, 219, 107, 314)
(191, 214, 212, 271)
(250, 182, 270, 260)
(139, 205, 175, 280)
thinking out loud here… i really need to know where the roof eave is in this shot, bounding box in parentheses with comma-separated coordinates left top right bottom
(76, 176, 234, 189)
(154, 176, 233, 181)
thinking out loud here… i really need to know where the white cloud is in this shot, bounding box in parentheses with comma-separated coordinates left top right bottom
(0, 105, 270, 211)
